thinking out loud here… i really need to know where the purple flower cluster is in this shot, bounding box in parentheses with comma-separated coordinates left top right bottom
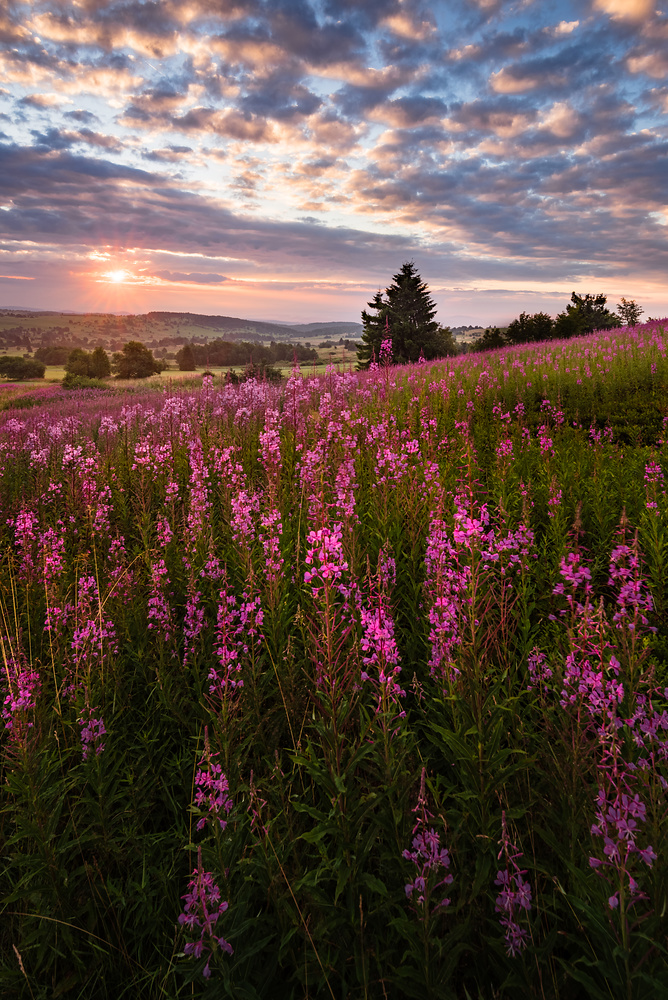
(147, 559, 174, 643)
(1, 652, 41, 738)
(194, 740, 233, 832)
(608, 540, 654, 632)
(183, 584, 206, 663)
(402, 769, 453, 915)
(644, 460, 665, 516)
(178, 848, 233, 979)
(494, 813, 532, 957)
(589, 745, 657, 910)
(304, 522, 348, 593)
(78, 708, 106, 760)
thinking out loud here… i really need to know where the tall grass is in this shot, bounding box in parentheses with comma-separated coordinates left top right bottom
(1, 322, 667, 998)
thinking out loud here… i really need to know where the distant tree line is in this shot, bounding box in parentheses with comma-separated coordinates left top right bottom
(179, 339, 318, 369)
(471, 293, 645, 353)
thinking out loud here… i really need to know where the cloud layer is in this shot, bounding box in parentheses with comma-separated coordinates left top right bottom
(0, 0, 667, 323)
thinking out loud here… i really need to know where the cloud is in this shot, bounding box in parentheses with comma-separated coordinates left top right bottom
(627, 50, 668, 76)
(19, 93, 67, 108)
(593, 0, 654, 21)
(0, 0, 666, 319)
(153, 270, 229, 283)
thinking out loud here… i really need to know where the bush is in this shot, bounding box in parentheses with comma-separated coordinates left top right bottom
(61, 373, 111, 391)
(0, 355, 46, 380)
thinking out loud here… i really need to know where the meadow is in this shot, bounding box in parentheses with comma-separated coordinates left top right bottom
(1, 322, 667, 999)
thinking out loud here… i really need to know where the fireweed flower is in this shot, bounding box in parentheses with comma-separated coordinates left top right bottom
(237, 592, 264, 655)
(423, 516, 468, 683)
(403, 769, 453, 914)
(333, 454, 359, 524)
(304, 522, 348, 596)
(552, 551, 592, 616)
(78, 707, 106, 760)
(230, 488, 259, 546)
(259, 407, 282, 490)
(589, 742, 656, 911)
(259, 506, 284, 589)
(379, 338, 393, 366)
(186, 438, 212, 549)
(494, 812, 532, 957)
(39, 524, 66, 589)
(1, 650, 41, 738)
(644, 459, 665, 516)
(526, 647, 552, 696)
(625, 690, 668, 789)
(9, 508, 39, 582)
(71, 576, 118, 677)
(178, 846, 233, 979)
(209, 581, 242, 698)
(194, 731, 233, 832)
(183, 584, 206, 664)
(359, 598, 405, 717)
(547, 480, 563, 518)
(147, 559, 175, 643)
(608, 540, 655, 633)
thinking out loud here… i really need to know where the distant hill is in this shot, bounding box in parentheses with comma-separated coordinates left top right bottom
(0, 308, 364, 355)
(287, 321, 363, 337)
(145, 311, 304, 339)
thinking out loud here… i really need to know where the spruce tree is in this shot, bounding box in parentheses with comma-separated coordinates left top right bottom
(357, 262, 443, 368)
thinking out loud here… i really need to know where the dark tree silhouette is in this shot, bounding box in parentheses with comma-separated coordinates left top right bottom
(617, 298, 644, 326)
(357, 262, 450, 368)
(505, 312, 554, 345)
(554, 293, 620, 339)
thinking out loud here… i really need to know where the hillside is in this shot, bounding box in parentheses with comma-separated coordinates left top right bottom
(0, 309, 362, 354)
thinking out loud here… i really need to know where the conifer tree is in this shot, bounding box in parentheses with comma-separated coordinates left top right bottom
(357, 262, 445, 368)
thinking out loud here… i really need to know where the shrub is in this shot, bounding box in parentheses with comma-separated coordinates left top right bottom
(0, 355, 46, 380)
(61, 373, 111, 391)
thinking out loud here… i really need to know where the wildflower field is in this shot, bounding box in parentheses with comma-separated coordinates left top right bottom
(1, 323, 667, 999)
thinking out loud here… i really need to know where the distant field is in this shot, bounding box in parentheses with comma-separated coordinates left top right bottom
(0, 353, 360, 392)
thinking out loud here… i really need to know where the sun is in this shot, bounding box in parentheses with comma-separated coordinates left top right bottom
(104, 268, 131, 283)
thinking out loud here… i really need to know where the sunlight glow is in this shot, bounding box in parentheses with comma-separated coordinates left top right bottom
(104, 269, 131, 283)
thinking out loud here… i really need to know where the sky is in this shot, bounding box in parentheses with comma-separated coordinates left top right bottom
(0, 0, 667, 326)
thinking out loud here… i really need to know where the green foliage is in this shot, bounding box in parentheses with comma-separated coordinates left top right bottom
(65, 347, 93, 377)
(34, 345, 70, 365)
(90, 346, 112, 379)
(0, 356, 46, 380)
(471, 326, 508, 352)
(1, 322, 668, 998)
(505, 312, 554, 345)
(225, 361, 283, 384)
(554, 293, 621, 339)
(617, 298, 644, 327)
(61, 373, 111, 390)
(112, 341, 162, 378)
(176, 344, 197, 371)
(357, 262, 445, 368)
